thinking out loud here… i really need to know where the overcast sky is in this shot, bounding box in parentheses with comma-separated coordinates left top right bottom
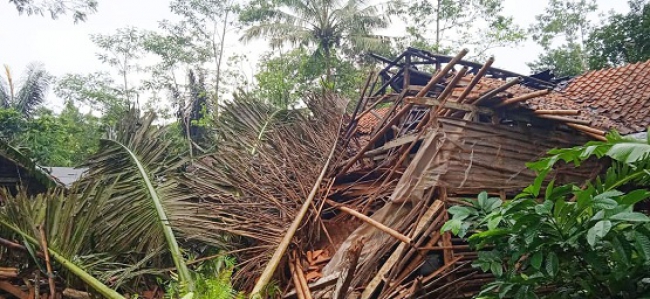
(0, 0, 629, 110)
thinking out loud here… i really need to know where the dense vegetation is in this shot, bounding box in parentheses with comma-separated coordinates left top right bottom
(444, 132, 650, 298)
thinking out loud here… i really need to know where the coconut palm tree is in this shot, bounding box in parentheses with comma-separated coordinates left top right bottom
(240, 0, 390, 83)
(0, 63, 51, 117)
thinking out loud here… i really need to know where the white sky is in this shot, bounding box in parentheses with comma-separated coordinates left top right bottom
(0, 0, 630, 110)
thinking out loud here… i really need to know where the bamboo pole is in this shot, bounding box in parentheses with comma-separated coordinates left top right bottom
(533, 109, 580, 115)
(471, 77, 523, 105)
(433, 66, 468, 116)
(566, 123, 607, 141)
(249, 116, 342, 298)
(494, 89, 551, 107)
(566, 123, 606, 135)
(536, 114, 591, 125)
(416, 49, 469, 98)
(338, 206, 411, 244)
(39, 225, 56, 299)
(456, 57, 494, 104)
(289, 260, 307, 299)
(295, 259, 313, 299)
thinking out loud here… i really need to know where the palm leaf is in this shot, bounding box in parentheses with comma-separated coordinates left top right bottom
(78, 108, 199, 290)
(0, 188, 125, 299)
(182, 94, 346, 289)
(15, 63, 51, 117)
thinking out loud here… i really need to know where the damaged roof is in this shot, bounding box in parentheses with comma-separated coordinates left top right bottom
(563, 60, 650, 134)
(357, 58, 650, 135)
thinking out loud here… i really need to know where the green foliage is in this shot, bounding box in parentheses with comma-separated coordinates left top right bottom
(527, 43, 586, 77)
(251, 48, 366, 109)
(0, 108, 26, 141)
(90, 27, 147, 100)
(0, 187, 126, 299)
(587, 0, 650, 70)
(443, 131, 650, 298)
(164, 256, 243, 299)
(240, 0, 389, 83)
(0, 104, 102, 167)
(8, 0, 98, 22)
(528, 0, 598, 75)
(393, 0, 525, 58)
(55, 72, 128, 127)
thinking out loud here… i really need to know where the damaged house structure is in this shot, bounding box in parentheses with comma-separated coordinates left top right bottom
(213, 47, 650, 299)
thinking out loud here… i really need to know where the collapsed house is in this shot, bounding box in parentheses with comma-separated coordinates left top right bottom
(224, 47, 649, 299)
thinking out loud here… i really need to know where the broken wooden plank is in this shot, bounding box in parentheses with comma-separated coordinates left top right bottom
(332, 239, 364, 299)
(360, 200, 444, 299)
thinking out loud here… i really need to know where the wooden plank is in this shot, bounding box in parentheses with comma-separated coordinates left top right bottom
(405, 97, 494, 116)
(360, 200, 444, 299)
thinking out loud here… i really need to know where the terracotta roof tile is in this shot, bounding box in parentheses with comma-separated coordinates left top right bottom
(356, 107, 393, 134)
(564, 59, 650, 133)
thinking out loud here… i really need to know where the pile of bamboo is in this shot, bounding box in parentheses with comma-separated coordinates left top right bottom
(249, 48, 606, 299)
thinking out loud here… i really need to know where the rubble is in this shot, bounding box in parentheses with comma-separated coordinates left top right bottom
(251, 48, 607, 298)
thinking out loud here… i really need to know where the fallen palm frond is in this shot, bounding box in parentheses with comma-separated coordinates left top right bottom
(77, 109, 230, 293)
(0, 187, 125, 299)
(181, 94, 347, 290)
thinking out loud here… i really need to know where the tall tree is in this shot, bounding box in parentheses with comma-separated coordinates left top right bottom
(0, 63, 51, 118)
(527, 43, 585, 78)
(240, 0, 389, 83)
(54, 72, 127, 126)
(587, 0, 650, 69)
(528, 0, 598, 76)
(8, 0, 98, 22)
(394, 0, 525, 58)
(90, 27, 146, 104)
(151, 0, 240, 115)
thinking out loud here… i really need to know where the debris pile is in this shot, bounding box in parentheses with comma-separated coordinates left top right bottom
(244, 48, 608, 299)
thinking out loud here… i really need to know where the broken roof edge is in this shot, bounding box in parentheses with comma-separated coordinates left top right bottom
(0, 139, 65, 191)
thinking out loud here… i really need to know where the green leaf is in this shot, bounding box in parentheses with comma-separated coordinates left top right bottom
(593, 198, 618, 210)
(534, 200, 553, 215)
(545, 252, 559, 277)
(491, 262, 503, 277)
(619, 189, 650, 206)
(587, 220, 612, 247)
(448, 206, 474, 220)
(478, 191, 488, 209)
(610, 212, 650, 222)
(606, 142, 650, 164)
(593, 190, 623, 209)
(441, 219, 462, 235)
(487, 216, 502, 230)
(635, 232, 650, 261)
(530, 251, 543, 270)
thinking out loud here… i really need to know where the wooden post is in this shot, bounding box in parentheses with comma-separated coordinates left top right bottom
(471, 77, 523, 105)
(457, 57, 494, 104)
(534, 109, 581, 115)
(338, 206, 412, 244)
(493, 89, 551, 107)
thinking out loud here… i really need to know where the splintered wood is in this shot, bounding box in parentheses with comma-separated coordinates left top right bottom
(246, 48, 607, 299)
